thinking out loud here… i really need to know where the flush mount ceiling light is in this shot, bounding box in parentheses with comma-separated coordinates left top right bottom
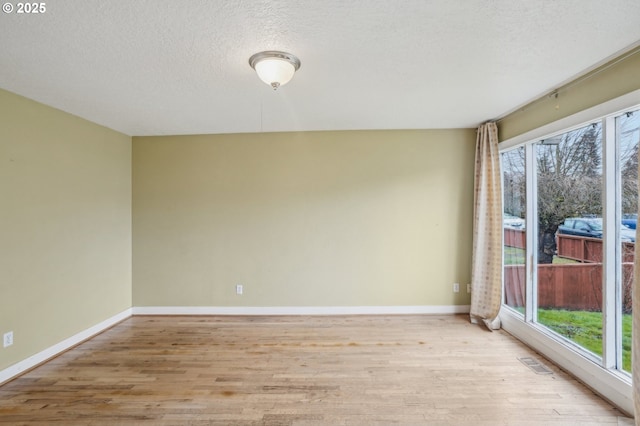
(249, 51, 301, 90)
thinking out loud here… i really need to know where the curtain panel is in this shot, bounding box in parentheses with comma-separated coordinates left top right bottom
(470, 122, 503, 330)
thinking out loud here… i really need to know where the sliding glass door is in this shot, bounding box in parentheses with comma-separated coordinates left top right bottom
(501, 107, 639, 375)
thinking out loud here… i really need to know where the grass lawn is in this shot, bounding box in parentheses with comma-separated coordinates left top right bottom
(537, 308, 632, 372)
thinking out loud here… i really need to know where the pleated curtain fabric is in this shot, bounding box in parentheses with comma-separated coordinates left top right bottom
(470, 122, 503, 330)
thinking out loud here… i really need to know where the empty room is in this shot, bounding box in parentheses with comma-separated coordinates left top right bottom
(1, 1, 640, 424)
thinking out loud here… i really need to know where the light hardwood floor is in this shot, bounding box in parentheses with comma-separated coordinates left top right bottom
(0, 315, 633, 425)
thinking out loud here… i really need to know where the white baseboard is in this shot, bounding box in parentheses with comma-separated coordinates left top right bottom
(132, 305, 470, 316)
(0, 308, 132, 385)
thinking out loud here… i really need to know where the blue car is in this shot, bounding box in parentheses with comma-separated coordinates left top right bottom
(558, 218, 636, 242)
(622, 214, 637, 230)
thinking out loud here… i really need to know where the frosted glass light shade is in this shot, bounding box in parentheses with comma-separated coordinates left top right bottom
(249, 51, 301, 90)
(255, 59, 295, 88)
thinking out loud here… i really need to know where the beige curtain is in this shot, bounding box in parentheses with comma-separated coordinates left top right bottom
(470, 122, 503, 330)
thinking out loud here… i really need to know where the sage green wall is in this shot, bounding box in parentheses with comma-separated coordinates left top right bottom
(0, 89, 132, 371)
(499, 49, 640, 141)
(132, 130, 475, 307)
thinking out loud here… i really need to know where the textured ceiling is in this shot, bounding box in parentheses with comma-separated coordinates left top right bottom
(1, 1, 640, 136)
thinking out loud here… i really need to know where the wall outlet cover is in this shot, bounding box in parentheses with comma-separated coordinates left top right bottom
(3, 331, 13, 348)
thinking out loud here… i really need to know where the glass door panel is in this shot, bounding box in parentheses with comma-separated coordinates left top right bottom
(502, 147, 526, 313)
(618, 110, 639, 373)
(535, 123, 604, 357)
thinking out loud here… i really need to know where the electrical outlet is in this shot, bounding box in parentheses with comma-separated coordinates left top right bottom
(236, 284, 243, 295)
(467, 283, 471, 293)
(453, 283, 460, 293)
(3, 331, 13, 348)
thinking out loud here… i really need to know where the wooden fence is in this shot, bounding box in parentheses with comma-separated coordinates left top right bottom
(556, 233, 635, 263)
(503, 227, 635, 312)
(504, 227, 525, 249)
(504, 263, 634, 312)
(504, 227, 635, 263)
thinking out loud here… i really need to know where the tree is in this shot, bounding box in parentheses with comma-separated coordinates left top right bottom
(502, 148, 525, 219)
(536, 124, 603, 263)
(621, 139, 638, 215)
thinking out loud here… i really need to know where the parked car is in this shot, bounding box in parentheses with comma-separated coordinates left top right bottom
(557, 218, 635, 242)
(621, 224, 636, 242)
(622, 214, 637, 230)
(503, 213, 525, 229)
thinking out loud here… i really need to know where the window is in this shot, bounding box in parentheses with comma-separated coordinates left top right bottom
(500, 98, 640, 404)
(617, 110, 639, 373)
(502, 147, 526, 314)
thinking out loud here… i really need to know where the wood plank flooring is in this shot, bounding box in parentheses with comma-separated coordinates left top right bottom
(0, 315, 633, 425)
